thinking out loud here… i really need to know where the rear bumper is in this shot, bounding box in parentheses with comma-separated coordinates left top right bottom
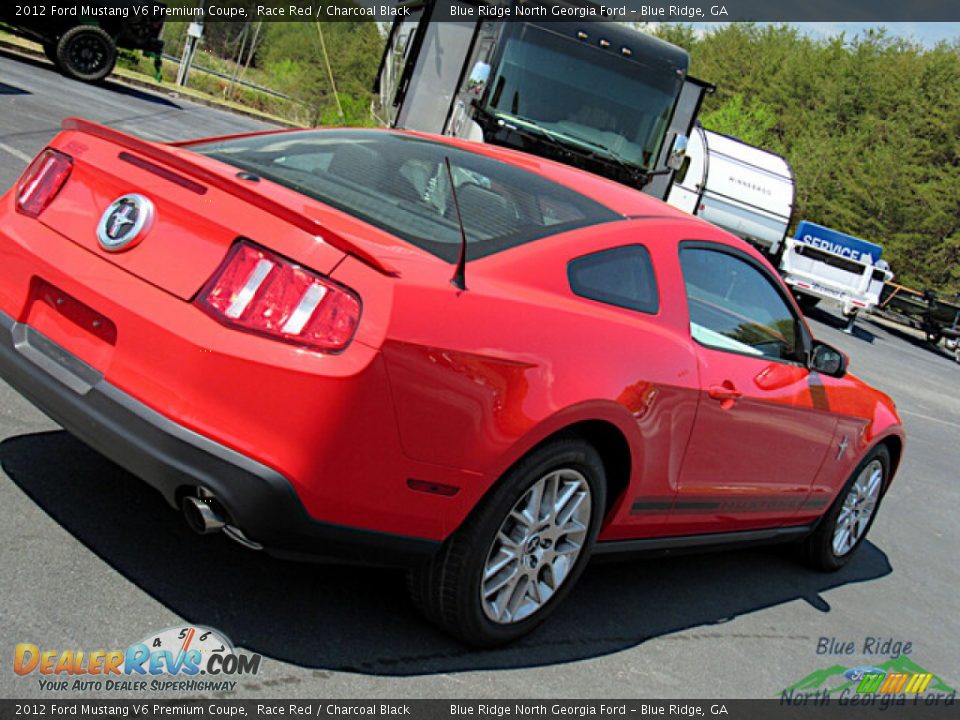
(0, 309, 439, 566)
(783, 275, 874, 314)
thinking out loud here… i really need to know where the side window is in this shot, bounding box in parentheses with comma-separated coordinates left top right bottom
(568, 245, 659, 314)
(680, 246, 801, 362)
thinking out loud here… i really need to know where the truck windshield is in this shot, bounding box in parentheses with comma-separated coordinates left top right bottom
(481, 24, 681, 171)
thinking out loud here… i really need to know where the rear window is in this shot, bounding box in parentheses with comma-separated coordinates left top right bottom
(193, 129, 621, 263)
(568, 245, 659, 314)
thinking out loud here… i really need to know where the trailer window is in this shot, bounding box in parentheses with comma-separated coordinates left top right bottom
(194, 129, 621, 263)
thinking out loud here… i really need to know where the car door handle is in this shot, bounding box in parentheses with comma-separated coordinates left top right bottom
(708, 382, 743, 407)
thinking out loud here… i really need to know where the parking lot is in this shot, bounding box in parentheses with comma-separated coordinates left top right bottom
(1, 50, 958, 699)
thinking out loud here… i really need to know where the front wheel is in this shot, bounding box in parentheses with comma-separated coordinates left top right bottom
(800, 444, 890, 571)
(407, 438, 606, 646)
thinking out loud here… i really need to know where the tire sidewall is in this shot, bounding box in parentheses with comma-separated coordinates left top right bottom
(455, 440, 606, 645)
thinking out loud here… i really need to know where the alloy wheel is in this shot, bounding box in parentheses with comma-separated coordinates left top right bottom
(481, 468, 592, 624)
(832, 459, 883, 556)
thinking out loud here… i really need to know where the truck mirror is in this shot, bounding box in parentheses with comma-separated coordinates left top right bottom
(667, 134, 688, 171)
(468, 62, 491, 95)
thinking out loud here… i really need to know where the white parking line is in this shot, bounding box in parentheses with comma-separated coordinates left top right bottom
(900, 409, 960, 430)
(0, 142, 32, 164)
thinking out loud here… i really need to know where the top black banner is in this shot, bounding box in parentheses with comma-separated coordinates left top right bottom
(3, 0, 960, 23)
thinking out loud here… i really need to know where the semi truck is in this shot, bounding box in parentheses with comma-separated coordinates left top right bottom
(373, 0, 713, 199)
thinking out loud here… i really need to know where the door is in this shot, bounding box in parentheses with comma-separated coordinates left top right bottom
(372, 8, 425, 128)
(667, 243, 838, 534)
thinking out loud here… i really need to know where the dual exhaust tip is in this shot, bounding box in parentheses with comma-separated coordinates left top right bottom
(181, 494, 225, 534)
(180, 488, 262, 550)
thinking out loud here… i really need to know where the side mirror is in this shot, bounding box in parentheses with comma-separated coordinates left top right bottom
(467, 62, 491, 95)
(809, 341, 848, 378)
(667, 134, 688, 171)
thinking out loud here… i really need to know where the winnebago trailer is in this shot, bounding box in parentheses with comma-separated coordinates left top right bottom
(373, 0, 712, 199)
(666, 124, 794, 253)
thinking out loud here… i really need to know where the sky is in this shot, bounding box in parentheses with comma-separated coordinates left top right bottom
(789, 22, 959, 46)
(679, 22, 960, 47)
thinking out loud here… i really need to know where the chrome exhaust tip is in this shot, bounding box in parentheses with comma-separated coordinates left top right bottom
(181, 494, 226, 535)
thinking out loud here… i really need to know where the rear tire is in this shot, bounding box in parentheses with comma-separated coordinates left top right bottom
(800, 445, 890, 571)
(407, 438, 606, 646)
(796, 294, 820, 313)
(56, 26, 117, 82)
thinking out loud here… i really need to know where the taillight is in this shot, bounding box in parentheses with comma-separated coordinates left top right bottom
(196, 240, 361, 352)
(16, 149, 73, 218)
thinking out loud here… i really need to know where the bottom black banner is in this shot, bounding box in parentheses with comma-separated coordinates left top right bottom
(0, 699, 957, 720)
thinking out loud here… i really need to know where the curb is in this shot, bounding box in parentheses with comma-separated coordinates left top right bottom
(0, 38, 300, 130)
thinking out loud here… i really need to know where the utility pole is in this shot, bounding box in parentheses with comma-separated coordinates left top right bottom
(177, 0, 207, 86)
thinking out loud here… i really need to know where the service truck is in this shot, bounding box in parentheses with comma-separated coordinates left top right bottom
(373, 0, 713, 199)
(781, 221, 893, 325)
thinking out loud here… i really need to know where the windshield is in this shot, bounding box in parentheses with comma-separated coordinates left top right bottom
(480, 24, 681, 170)
(193, 129, 621, 263)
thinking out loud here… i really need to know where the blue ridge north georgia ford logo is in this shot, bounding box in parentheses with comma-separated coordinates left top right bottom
(96, 194, 155, 252)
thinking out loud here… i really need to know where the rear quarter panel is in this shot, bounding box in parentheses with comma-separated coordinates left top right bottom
(362, 219, 707, 539)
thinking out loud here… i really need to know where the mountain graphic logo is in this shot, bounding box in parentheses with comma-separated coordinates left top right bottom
(782, 656, 956, 697)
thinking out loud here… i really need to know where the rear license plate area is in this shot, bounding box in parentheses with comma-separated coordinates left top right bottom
(23, 277, 116, 371)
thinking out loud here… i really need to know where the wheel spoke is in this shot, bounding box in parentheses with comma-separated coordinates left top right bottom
(525, 480, 545, 525)
(483, 548, 518, 581)
(484, 562, 519, 597)
(557, 491, 587, 528)
(542, 473, 559, 523)
(505, 575, 530, 618)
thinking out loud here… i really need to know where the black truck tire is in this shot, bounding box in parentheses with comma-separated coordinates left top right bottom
(56, 26, 117, 82)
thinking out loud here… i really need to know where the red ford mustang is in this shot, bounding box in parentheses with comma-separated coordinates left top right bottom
(0, 121, 904, 645)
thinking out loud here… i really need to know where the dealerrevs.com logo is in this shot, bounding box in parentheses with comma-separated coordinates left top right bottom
(14, 626, 262, 693)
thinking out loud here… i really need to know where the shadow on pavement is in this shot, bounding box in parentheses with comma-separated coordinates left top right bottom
(0, 82, 29, 95)
(0, 48, 179, 109)
(99, 79, 182, 110)
(862, 315, 958, 363)
(1, 430, 894, 677)
(804, 306, 877, 344)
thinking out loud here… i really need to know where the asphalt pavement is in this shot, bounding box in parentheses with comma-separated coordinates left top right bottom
(1, 51, 958, 700)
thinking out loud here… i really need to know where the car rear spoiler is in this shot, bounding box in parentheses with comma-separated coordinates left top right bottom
(59, 118, 398, 277)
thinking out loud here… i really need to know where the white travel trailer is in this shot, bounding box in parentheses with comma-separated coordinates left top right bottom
(666, 125, 795, 254)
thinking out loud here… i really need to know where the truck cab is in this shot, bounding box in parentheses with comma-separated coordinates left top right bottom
(374, 0, 711, 199)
